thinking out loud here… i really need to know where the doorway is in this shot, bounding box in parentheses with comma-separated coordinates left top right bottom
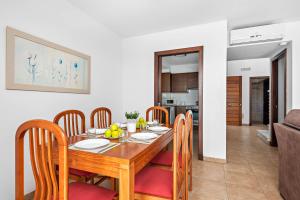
(226, 76, 242, 126)
(270, 50, 287, 146)
(249, 76, 270, 126)
(227, 41, 290, 148)
(154, 46, 203, 160)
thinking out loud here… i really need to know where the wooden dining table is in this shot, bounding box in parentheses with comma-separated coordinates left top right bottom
(52, 129, 173, 200)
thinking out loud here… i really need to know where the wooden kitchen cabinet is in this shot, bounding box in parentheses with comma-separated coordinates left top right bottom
(171, 72, 198, 92)
(187, 72, 198, 89)
(171, 73, 188, 92)
(161, 73, 171, 92)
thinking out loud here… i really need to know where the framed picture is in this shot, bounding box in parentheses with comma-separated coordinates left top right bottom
(6, 27, 91, 94)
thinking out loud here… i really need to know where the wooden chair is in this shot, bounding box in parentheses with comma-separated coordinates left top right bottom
(53, 109, 96, 183)
(53, 109, 85, 137)
(90, 107, 117, 188)
(150, 110, 193, 193)
(90, 107, 112, 128)
(15, 119, 117, 200)
(185, 110, 193, 193)
(134, 114, 188, 200)
(146, 106, 170, 128)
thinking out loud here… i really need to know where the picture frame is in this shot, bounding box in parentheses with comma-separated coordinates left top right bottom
(6, 27, 91, 94)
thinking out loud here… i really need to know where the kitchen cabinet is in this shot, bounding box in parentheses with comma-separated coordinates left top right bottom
(171, 72, 198, 92)
(161, 72, 198, 93)
(187, 72, 198, 89)
(171, 73, 188, 92)
(161, 73, 171, 92)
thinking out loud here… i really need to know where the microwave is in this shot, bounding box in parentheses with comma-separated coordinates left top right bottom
(166, 99, 174, 105)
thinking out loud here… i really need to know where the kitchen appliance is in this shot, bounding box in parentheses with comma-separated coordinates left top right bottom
(166, 99, 174, 105)
(230, 24, 285, 45)
(163, 105, 175, 125)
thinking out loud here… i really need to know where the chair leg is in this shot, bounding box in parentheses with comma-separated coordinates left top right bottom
(90, 177, 94, 184)
(110, 177, 116, 191)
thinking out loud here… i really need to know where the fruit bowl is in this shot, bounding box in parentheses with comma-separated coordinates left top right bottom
(103, 132, 125, 139)
(104, 123, 125, 139)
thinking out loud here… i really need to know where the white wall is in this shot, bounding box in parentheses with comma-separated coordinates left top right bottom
(227, 58, 271, 124)
(121, 21, 228, 160)
(285, 21, 300, 109)
(0, 0, 122, 198)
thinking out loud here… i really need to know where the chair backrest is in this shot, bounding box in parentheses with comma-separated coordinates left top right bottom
(146, 106, 170, 127)
(53, 109, 85, 137)
(172, 114, 187, 200)
(15, 119, 68, 200)
(185, 110, 193, 165)
(90, 107, 112, 128)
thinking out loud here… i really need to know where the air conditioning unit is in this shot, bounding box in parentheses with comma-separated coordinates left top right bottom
(230, 24, 285, 45)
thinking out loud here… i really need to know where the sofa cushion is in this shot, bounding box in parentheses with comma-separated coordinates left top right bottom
(283, 109, 300, 130)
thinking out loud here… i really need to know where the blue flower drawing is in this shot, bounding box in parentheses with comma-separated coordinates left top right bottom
(27, 53, 38, 83)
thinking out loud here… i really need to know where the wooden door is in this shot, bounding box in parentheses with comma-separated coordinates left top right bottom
(271, 50, 286, 146)
(227, 76, 242, 126)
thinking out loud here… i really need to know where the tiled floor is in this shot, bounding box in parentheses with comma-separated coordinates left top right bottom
(189, 125, 283, 200)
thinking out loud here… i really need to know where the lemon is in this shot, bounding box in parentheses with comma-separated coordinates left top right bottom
(118, 128, 123, 136)
(104, 129, 112, 138)
(111, 124, 118, 131)
(112, 130, 119, 138)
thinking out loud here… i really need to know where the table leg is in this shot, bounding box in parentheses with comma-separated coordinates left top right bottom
(119, 163, 134, 200)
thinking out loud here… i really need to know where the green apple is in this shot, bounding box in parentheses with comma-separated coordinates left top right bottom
(104, 129, 112, 138)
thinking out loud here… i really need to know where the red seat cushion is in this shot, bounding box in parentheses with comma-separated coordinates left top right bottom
(135, 166, 173, 198)
(69, 168, 95, 178)
(150, 151, 173, 166)
(69, 182, 116, 200)
(150, 151, 182, 167)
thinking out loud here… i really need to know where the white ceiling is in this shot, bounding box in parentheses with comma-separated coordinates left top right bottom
(227, 42, 287, 61)
(67, 0, 300, 37)
(162, 53, 198, 68)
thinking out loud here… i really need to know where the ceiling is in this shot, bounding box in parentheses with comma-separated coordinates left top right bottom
(227, 42, 287, 61)
(162, 53, 198, 68)
(67, 0, 300, 37)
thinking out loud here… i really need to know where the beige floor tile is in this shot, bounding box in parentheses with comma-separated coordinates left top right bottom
(227, 184, 267, 200)
(189, 192, 228, 200)
(224, 163, 253, 175)
(225, 171, 261, 189)
(191, 177, 228, 199)
(192, 163, 225, 183)
(263, 191, 284, 200)
(256, 175, 279, 193)
(250, 164, 278, 178)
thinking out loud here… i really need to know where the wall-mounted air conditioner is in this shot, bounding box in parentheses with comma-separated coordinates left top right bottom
(230, 24, 285, 45)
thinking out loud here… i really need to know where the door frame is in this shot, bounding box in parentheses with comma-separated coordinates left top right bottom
(270, 49, 287, 146)
(249, 76, 270, 126)
(226, 76, 242, 126)
(154, 46, 203, 160)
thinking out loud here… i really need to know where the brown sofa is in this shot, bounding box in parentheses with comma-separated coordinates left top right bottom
(274, 109, 300, 200)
